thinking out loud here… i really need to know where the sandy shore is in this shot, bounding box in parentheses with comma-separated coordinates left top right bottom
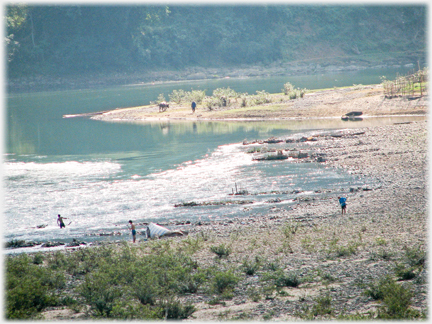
(42, 85, 428, 320)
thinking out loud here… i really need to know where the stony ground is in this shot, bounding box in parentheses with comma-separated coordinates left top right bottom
(176, 119, 428, 320)
(43, 86, 428, 320)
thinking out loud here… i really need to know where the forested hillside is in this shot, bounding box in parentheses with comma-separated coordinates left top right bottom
(6, 4, 426, 80)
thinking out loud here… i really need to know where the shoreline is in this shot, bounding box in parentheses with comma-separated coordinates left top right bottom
(28, 119, 428, 320)
(6, 84, 428, 320)
(7, 60, 420, 94)
(89, 84, 428, 123)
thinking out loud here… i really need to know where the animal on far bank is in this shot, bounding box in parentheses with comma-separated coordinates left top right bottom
(158, 102, 169, 112)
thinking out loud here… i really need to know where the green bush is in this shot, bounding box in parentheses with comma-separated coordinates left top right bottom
(394, 263, 417, 281)
(274, 271, 301, 288)
(6, 254, 61, 319)
(282, 82, 294, 95)
(210, 244, 231, 258)
(110, 300, 162, 320)
(403, 245, 426, 267)
(32, 252, 45, 265)
(312, 292, 333, 317)
(160, 299, 196, 319)
(78, 273, 122, 317)
(251, 90, 272, 105)
(211, 270, 239, 294)
(242, 258, 260, 276)
(363, 274, 420, 319)
(156, 93, 166, 104)
(169, 89, 186, 104)
(283, 82, 307, 99)
(261, 269, 301, 289)
(168, 89, 206, 104)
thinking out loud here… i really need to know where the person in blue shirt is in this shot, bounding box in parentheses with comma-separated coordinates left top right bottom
(191, 101, 196, 113)
(338, 197, 347, 215)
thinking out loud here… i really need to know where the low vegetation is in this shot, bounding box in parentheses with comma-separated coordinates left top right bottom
(155, 82, 308, 111)
(6, 217, 427, 320)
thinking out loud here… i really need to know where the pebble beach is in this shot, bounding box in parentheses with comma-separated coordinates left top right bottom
(14, 84, 429, 320)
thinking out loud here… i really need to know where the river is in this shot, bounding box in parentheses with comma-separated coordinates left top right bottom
(4, 67, 421, 253)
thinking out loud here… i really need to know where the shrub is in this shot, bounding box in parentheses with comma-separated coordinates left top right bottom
(212, 87, 239, 100)
(282, 82, 294, 95)
(78, 273, 122, 317)
(403, 245, 426, 267)
(312, 292, 333, 317)
(375, 281, 417, 319)
(160, 299, 195, 319)
(210, 244, 231, 258)
(156, 93, 166, 104)
(274, 271, 301, 288)
(264, 260, 280, 271)
(110, 301, 162, 320)
(6, 254, 60, 319)
(282, 82, 307, 99)
(242, 258, 260, 276)
(32, 252, 45, 265)
(211, 270, 239, 294)
(251, 90, 271, 105)
(394, 263, 417, 281)
(168, 89, 186, 104)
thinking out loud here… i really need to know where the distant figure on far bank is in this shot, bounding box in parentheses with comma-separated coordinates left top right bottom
(57, 214, 68, 229)
(128, 220, 137, 243)
(191, 101, 196, 113)
(338, 196, 347, 215)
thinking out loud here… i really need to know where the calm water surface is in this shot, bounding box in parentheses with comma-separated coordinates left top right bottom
(4, 67, 422, 253)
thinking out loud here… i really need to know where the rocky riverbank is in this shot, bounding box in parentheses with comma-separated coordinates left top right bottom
(7, 79, 428, 319)
(33, 117, 427, 320)
(177, 119, 428, 320)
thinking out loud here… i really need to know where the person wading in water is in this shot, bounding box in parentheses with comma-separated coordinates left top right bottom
(57, 214, 68, 228)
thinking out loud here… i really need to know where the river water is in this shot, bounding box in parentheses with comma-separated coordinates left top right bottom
(4, 67, 422, 253)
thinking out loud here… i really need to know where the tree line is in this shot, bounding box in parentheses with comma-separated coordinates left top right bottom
(5, 4, 426, 78)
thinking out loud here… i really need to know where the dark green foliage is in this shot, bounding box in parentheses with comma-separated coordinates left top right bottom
(274, 271, 301, 288)
(403, 245, 426, 267)
(312, 292, 333, 317)
(261, 269, 301, 289)
(161, 299, 196, 319)
(210, 244, 231, 258)
(211, 270, 239, 294)
(5, 5, 426, 79)
(394, 263, 417, 281)
(6, 254, 64, 319)
(366, 276, 422, 319)
(296, 291, 333, 319)
(6, 245, 202, 320)
(32, 252, 44, 265)
(242, 257, 260, 275)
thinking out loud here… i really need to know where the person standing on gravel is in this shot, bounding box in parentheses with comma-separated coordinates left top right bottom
(191, 101, 196, 113)
(338, 197, 347, 215)
(128, 220, 137, 243)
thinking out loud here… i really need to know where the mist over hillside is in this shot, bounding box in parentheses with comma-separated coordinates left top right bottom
(6, 4, 426, 84)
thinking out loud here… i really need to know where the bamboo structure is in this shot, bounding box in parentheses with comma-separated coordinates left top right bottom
(383, 67, 428, 99)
